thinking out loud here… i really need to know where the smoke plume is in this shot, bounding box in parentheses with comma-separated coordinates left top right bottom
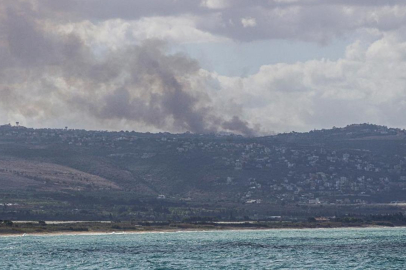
(0, 0, 257, 136)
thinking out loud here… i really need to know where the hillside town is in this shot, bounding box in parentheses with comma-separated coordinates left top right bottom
(1, 123, 406, 211)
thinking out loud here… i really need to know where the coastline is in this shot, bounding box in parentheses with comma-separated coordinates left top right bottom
(1, 224, 403, 238)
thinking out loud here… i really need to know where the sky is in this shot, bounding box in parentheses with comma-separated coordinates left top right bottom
(1, 0, 406, 135)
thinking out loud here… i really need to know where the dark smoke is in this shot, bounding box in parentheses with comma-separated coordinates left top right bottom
(0, 0, 258, 136)
(222, 116, 256, 137)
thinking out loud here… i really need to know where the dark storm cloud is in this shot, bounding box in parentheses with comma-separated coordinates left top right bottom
(40, 0, 406, 21)
(198, 1, 406, 43)
(3, 0, 404, 47)
(1, 2, 89, 70)
(36, 0, 204, 21)
(28, 0, 406, 44)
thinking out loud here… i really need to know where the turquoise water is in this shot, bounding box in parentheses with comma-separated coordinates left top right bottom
(1, 228, 406, 269)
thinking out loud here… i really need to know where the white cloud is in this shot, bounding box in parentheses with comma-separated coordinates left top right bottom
(203, 31, 406, 133)
(200, 0, 230, 9)
(130, 16, 229, 43)
(241, 17, 257, 28)
(57, 16, 229, 48)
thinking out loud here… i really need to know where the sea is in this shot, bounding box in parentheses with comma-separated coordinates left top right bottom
(1, 227, 406, 269)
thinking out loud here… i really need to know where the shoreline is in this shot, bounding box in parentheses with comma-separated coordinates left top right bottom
(1, 224, 404, 238)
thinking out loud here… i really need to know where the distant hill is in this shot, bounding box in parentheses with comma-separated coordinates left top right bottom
(1, 123, 406, 221)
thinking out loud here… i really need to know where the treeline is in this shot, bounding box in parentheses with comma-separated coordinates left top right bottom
(334, 212, 406, 226)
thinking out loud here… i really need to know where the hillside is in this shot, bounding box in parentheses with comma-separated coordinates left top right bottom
(1, 123, 406, 221)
